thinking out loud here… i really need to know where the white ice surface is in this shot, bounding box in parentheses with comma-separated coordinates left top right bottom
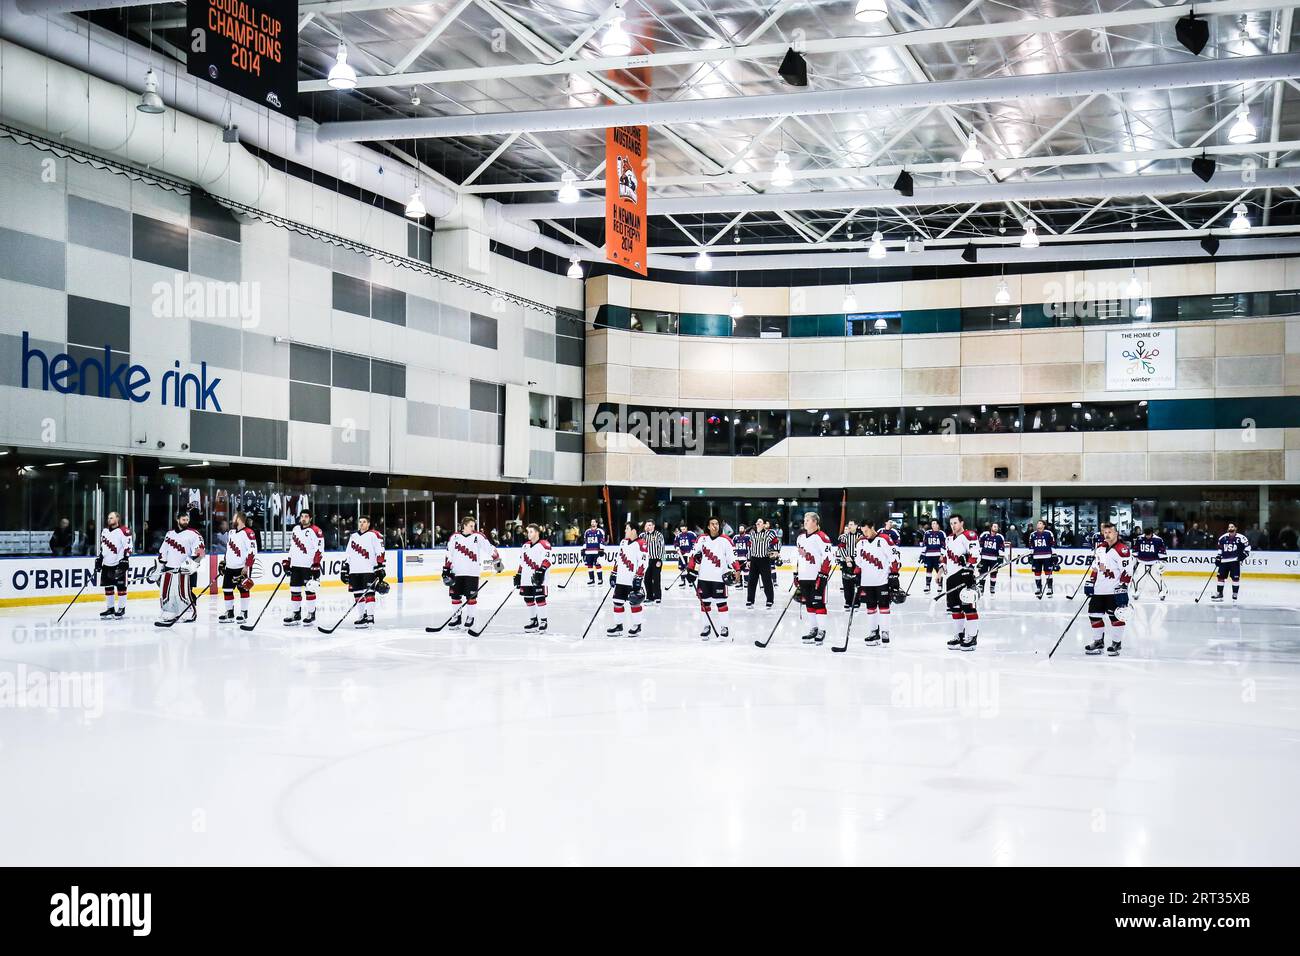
(1, 571, 1297, 866)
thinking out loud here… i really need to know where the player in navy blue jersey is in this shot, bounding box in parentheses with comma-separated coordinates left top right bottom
(1029, 520, 1057, 598)
(977, 522, 1007, 594)
(733, 525, 751, 589)
(583, 519, 606, 586)
(674, 525, 698, 588)
(920, 520, 945, 594)
(1212, 522, 1251, 602)
(1131, 527, 1168, 601)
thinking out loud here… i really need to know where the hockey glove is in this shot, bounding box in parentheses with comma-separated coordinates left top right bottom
(1114, 591, 1129, 609)
(217, 558, 227, 577)
(339, 560, 350, 585)
(609, 573, 617, 589)
(532, 569, 546, 587)
(375, 566, 386, 583)
(312, 565, 322, 581)
(494, 559, 505, 574)
(632, 577, 643, 595)
(94, 556, 103, 576)
(815, 572, 828, 596)
(1084, 580, 1095, 597)
(722, 570, 735, 587)
(513, 571, 522, 590)
(441, 567, 454, 588)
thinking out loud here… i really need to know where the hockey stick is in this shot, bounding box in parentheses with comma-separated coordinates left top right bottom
(316, 589, 371, 635)
(932, 565, 995, 602)
(54, 575, 94, 624)
(426, 580, 492, 632)
(556, 558, 584, 590)
(467, 588, 513, 637)
(239, 571, 286, 632)
(754, 579, 800, 649)
(903, 564, 922, 594)
(1193, 566, 1219, 603)
(580, 582, 614, 640)
(831, 599, 858, 653)
(1064, 563, 1092, 601)
(1047, 591, 1092, 658)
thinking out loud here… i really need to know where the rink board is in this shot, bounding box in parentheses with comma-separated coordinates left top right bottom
(1, 545, 1296, 608)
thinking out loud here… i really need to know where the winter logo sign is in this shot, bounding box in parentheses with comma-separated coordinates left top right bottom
(1105, 328, 1176, 390)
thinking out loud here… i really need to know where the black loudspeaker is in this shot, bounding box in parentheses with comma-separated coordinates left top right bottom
(1176, 13, 1209, 55)
(778, 48, 808, 87)
(892, 169, 914, 197)
(1201, 235, 1221, 256)
(961, 243, 978, 263)
(993, 467, 1009, 480)
(1191, 153, 1216, 183)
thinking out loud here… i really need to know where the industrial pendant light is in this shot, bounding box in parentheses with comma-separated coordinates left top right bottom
(404, 191, 426, 219)
(855, 0, 889, 23)
(327, 43, 358, 90)
(1227, 103, 1257, 144)
(868, 230, 886, 260)
(959, 133, 985, 169)
(770, 151, 794, 188)
(137, 69, 164, 113)
(729, 292, 745, 319)
(994, 278, 1010, 305)
(1229, 203, 1251, 234)
(567, 257, 583, 279)
(1019, 221, 1039, 248)
(557, 169, 580, 204)
(601, 16, 632, 56)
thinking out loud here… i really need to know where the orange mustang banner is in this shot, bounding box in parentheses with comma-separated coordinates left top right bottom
(605, 125, 648, 275)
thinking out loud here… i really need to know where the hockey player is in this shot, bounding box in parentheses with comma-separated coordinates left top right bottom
(977, 522, 1007, 594)
(583, 519, 607, 586)
(1083, 522, 1131, 656)
(920, 519, 945, 594)
(442, 516, 503, 630)
(1212, 522, 1251, 602)
(686, 517, 740, 641)
(283, 509, 324, 626)
(854, 520, 898, 645)
(836, 520, 863, 609)
(733, 524, 751, 590)
(96, 511, 131, 619)
(218, 512, 258, 624)
(516, 523, 552, 634)
(795, 511, 834, 644)
(880, 519, 902, 597)
(606, 522, 648, 637)
(1029, 520, 1057, 598)
(944, 514, 981, 652)
(157, 509, 205, 624)
(1131, 526, 1168, 601)
(674, 524, 697, 588)
(341, 515, 385, 628)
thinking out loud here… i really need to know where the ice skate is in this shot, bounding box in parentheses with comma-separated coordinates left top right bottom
(628, 623, 641, 637)
(524, 616, 539, 631)
(114, 608, 125, 619)
(218, 610, 235, 623)
(1085, 636, 1105, 655)
(99, 607, 116, 618)
(1106, 641, 1122, 657)
(864, 628, 881, 645)
(283, 610, 301, 626)
(959, 635, 977, 652)
(607, 622, 624, 636)
(947, 633, 964, 650)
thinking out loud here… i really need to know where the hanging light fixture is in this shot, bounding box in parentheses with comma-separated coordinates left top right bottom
(1134, 299, 1151, 318)
(1019, 221, 1039, 248)
(327, 43, 358, 90)
(994, 278, 1010, 305)
(873, 317, 888, 331)
(694, 247, 713, 271)
(959, 133, 985, 169)
(137, 69, 164, 114)
(729, 292, 745, 320)
(1229, 203, 1251, 234)
(601, 16, 632, 56)
(567, 257, 584, 279)
(404, 191, 426, 219)
(770, 150, 794, 188)
(855, 0, 890, 23)
(557, 169, 580, 204)
(1228, 103, 1257, 144)
(868, 230, 886, 260)
(842, 287, 859, 313)
(905, 235, 924, 254)
(1125, 271, 1143, 299)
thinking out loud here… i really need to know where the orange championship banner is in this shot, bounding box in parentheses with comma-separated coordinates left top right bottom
(605, 125, 649, 275)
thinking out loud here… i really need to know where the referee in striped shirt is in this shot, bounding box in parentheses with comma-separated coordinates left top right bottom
(641, 519, 666, 603)
(746, 518, 778, 608)
(837, 520, 863, 610)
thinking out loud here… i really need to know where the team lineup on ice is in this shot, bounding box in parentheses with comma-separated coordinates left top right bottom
(4, 504, 1297, 866)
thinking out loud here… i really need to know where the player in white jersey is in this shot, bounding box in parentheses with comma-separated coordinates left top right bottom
(157, 510, 205, 623)
(606, 522, 648, 637)
(441, 516, 503, 630)
(686, 516, 740, 641)
(96, 511, 132, 619)
(218, 512, 258, 624)
(515, 523, 552, 633)
(943, 514, 981, 652)
(854, 520, 898, 646)
(1083, 522, 1131, 657)
(795, 511, 834, 645)
(342, 516, 386, 628)
(283, 509, 324, 626)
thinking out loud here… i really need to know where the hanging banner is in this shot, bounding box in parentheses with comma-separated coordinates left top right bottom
(1105, 328, 1176, 390)
(187, 0, 298, 118)
(605, 125, 648, 275)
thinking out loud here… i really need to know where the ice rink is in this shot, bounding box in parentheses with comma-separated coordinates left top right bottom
(1, 568, 1298, 866)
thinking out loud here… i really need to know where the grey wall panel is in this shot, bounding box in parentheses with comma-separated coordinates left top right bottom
(190, 321, 242, 369)
(67, 295, 130, 352)
(331, 425, 370, 466)
(189, 410, 241, 456)
(441, 304, 470, 341)
(470, 312, 498, 349)
(371, 359, 406, 398)
(439, 405, 468, 441)
(371, 284, 406, 326)
(556, 430, 584, 454)
(556, 336, 584, 367)
(407, 295, 438, 335)
(289, 342, 331, 385)
(67, 195, 130, 255)
(189, 193, 241, 242)
(470, 408, 498, 445)
(189, 232, 241, 282)
(0, 227, 66, 290)
(65, 346, 130, 401)
(332, 351, 371, 391)
(131, 214, 188, 271)
(290, 380, 331, 424)
(242, 332, 288, 378)
(332, 272, 370, 317)
(407, 400, 439, 437)
(524, 328, 555, 362)
(332, 245, 372, 279)
(242, 416, 288, 460)
(469, 379, 499, 412)
(288, 230, 333, 268)
(528, 449, 555, 480)
(0, 332, 65, 388)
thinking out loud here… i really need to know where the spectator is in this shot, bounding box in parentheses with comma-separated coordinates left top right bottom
(212, 519, 230, 556)
(1277, 524, 1297, 551)
(78, 519, 97, 556)
(49, 517, 74, 555)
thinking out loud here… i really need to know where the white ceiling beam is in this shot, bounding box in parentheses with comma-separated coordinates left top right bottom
(388, 0, 476, 74)
(298, 0, 1300, 92)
